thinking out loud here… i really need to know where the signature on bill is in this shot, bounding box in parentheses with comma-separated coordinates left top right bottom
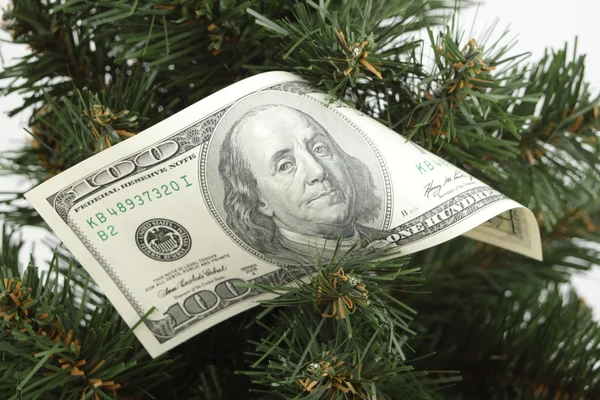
(423, 170, 474, 199)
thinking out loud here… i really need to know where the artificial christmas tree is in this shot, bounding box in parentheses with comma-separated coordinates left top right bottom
(1, 1, 599, 399)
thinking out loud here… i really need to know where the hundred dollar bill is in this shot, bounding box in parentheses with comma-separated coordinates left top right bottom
(25, 71, 542, 357)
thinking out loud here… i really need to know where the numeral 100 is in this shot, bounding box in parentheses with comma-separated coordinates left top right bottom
(162, 278, 250, 327)
(67, 141, 179, 202)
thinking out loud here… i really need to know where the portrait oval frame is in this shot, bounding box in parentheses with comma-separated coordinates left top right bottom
(199, 82, 393, 263)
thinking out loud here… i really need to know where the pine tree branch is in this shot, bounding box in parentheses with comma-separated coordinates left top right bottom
(411, 282, 600, 399)
(0, 227, 181, 400)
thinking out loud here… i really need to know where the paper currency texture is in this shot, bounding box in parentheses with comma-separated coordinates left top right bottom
(25, 71, 542, 357)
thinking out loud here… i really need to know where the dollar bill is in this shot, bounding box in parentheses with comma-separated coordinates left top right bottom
(25, 71, 542, 357)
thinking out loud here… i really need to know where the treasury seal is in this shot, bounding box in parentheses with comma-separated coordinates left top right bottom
(136, 218, 191, 261)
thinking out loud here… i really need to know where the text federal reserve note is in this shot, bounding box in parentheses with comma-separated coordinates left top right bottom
(25, 71, 542, 357)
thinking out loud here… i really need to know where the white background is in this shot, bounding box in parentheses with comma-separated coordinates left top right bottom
(1, 0, 599, 312)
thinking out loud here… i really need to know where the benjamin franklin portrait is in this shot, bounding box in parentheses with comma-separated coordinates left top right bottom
(215, 101, 388, 264)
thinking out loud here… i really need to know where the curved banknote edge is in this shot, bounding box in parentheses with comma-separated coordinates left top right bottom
(25, 71, 542, 357)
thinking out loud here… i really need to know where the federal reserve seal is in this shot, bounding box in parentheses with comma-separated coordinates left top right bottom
(136, 219, 191, 261)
